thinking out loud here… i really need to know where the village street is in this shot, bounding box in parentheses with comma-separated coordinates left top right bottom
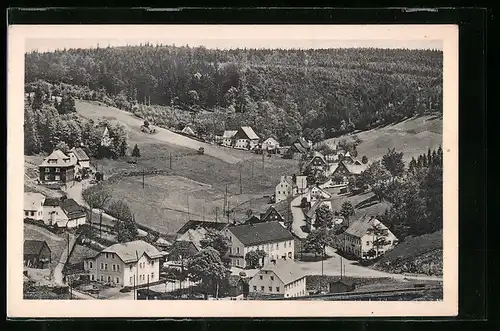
(52, 232, 78, 286)
(290, 191, 309, 240)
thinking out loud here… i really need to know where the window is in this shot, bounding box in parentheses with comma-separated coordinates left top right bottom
(100, 275, 104, 281)
(91, 274, 94, 281)
(25, 211, 29, 216)
(89, 261, 93, 268)
(236, 247, 240, 254)
(107, 276, 111, 282)
(276, 287, 280, 292)
(253, 286, 257, 291)
(129, 277, 133, 285)
(116, 264, 120, 271)
(276, 243, 279, 249)
(261, 286, 264, 291)
(105, 263, 108, 270)
(269, 287, 272, 292)
(259, 275, 263, 280)
(366, 241, 370, 245)
(55, 175, 60, 181)
(100, 263, 104, 270)
(112, 265, 116, 271)
(44, 175, 49, 180)
(151, 272, 154, 279)
(116, 277, 120, 284)
(55, 168, 60, 173)
(270, 276, 274, 281)
(30, 211, 35, 216)
(236, 259, 239, 266)
(288, 252, 292, 259)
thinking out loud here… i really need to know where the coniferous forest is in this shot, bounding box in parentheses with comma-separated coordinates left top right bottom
(25, 45, 443, 146)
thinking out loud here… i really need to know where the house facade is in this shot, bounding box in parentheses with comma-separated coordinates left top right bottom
(24, 192, 45, 221)
(303, 151, 328, 173)
(84, 240, 162, 288)
(275, 176, 297, 203)
(38, 150, 75, 184)
(304, 199, 333, 232)
(222, 130, 237, 147)
(249, 260, 307, 298)
(68, 147, 90, 172)
(260, 206, 285, 223)
(233, 126, 260, 150)
(24, 240, 51, 269)
(225, 222, 295, 268)
(262, 137, 280, 151)
(43, 197, 87, 228)
(342, 216, 399, 259)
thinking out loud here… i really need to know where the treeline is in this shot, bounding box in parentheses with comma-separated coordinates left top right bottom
(25, 45, 443, 145)
(358, 147, 443, 239)
(24, 88, 128, 158)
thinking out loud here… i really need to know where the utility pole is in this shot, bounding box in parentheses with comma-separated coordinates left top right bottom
(239, 165, 242, 195)
(169, 153, 172, 170)
(262, 151, 265, 170)
(135, 250, 139, 300)
(340, 257, 343, 280)
(142, 169, 145, 189)
(215, 207, 218, 224)
(227, 200, 230, 223)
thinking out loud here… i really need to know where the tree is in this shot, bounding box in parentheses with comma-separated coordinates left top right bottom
(57, 94, 76, 114)
(55, 141, 70, 154)
(315, 204, 334, 228)
(311, 128, 325, 147)
(200, 229, 231, 261)
(81, 184, 111, 226)
(143, 120, 150, 128)
(186, 247, 228, 299)
(361, 160, 392, 187)
(244, 250, 267, 269)
(24, 104, 41, 154)
(303, 227, 334, 260)
(114, 214, 139, 243)
(131, 144, 141, 163)
(107, 199, 133, 222)
(340, 201, 355, 225)
(382, 148, 405, 177)
(361, 155, 368, 164)
(366, 223, 389, 257)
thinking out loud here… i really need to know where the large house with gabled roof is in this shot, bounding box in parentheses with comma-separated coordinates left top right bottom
(84, 240, 162, 288)
(249, 259, 307, 298)
(225, 222, 295, 268)
(68, 147, 90, 172)
(233, 126, 260, 150)
(38, 149, 76, 184)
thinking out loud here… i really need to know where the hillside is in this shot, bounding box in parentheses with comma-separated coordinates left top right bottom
(372, 230, 443, 276)
(25, 46, 443, 146)
(324, 114, 442, 162)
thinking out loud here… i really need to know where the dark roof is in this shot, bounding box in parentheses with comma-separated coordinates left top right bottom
(176, 220, 228, 235)
(290, 142, 307, 154)
(70, 147, 90, 161)
(60, 198, 87, 220)
(24, 240, 50, 255)
(43, 197, 62, 207)
(228, 222, 294, 246)
(261, 206, 285, 222)
(240, 215, 264, 225)
(167, 240, 200, 260)
(296, 137, 310, 149)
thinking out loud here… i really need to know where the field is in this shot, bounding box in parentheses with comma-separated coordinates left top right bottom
(372, 230, 443, 276)
(73, 100, 300, 234)
(327, 189, 392, 219)
(24, 223, 67, 270)
(324, 114, 443, 162)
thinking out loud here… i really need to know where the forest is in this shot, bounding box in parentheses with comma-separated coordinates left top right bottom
(25, 45, 443, 145)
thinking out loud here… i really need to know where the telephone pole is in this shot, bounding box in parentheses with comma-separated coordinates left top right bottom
(169, 153, 172, 170)
(227, 200, 230, 223)
(262, 151, 265, 170)
(142, 169, 145, 189)
(215, 207, 218, 224)
(239, 165, 242, 195)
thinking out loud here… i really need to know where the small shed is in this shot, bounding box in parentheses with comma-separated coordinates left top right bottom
(24, 240, 52, 269)
(328, 279, 356, 293)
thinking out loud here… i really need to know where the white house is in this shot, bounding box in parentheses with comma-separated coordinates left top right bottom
(222, 130, 237, 147)
(275, 175, 297, 203)
(42, 197, 87, 228)
(304, 198, 333, 232)
(68, 147, 90, 172)
(296, 175, 308, 194)
(306, 185, 332, 204)
(342, 215, 399, 260)
(84, 240, 163, 288)
(249, 260, 307, 298)
(262, 137, 280, 151)
(24, 192, 45, 221)
(233, 126, 260, 150)
(225, 222, 295, 268)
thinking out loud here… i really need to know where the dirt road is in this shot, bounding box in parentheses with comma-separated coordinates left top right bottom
(290, 190, 309, 239)
(52, 233, 78, 286)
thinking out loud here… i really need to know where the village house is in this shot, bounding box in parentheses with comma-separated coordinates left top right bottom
(222, 130, 237, 147)
(97, 125, 112, 147)
(259, 206, 286, 223)
(24, 192, 45, 221)
(302, 151, 329, 173)
(275, 175, 298, 203)
(327, 160, 369, 184)
(84, 240, 162, 288)
(42, 196, 87, 228)
(166, 240, 200, 271)
(305, 185, 333, 205)
(342, 215, 399, 260)
(68, 147, 91, 172)
(24, 240, 52, 269)
(181, 125, 196, 136)
(303, 198, 333, 232)
(233, 126, 260, 150)
(328, 279, 356, 293)
(176, 220, 228, 237)
(249, 260, 307, 298)
(38, 149, 76, 184)
(284, 137, 311, 159)
(262, 137, 280, 152)
(225, 222, 295, 268)
(296, 175, 308, 194)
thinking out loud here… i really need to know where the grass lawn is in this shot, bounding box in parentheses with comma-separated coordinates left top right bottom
(329, 190, 391, 219)
(324, 114, 442, 162)
(69, 244, 99, 265)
